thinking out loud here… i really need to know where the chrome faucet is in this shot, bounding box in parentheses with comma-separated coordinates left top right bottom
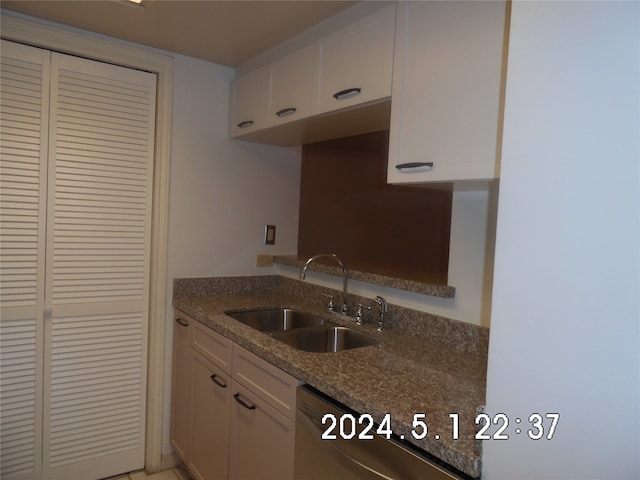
(374, 296, 388, 332)
(300, 254, 349, 315)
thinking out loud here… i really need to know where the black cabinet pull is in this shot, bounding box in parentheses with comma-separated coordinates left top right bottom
(275, 107, 297, 117)
(333, 87, 362, 100)
(395, 162, 434, 170)
(237, 120, 254, 128)
(210, 374, 227, 388)
(175, 317, 188, 327)
(233, 393, 256, 410)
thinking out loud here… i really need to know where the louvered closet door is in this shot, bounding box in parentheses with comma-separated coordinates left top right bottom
(42, 53, 156, 479)
(0, 40, 49, 480)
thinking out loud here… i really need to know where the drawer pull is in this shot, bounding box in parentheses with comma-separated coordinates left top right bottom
(234, 393, 256, 410)
(395, 162, 434, 170)
(175, 317, 189, 327)
(275, 107, 297, 117)
(210, 374, 227, 388)
(237, 120, 254, 128)
(333, 87, 362, 100)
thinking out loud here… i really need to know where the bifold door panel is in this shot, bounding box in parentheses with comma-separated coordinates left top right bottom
(0, 39, 156, 480)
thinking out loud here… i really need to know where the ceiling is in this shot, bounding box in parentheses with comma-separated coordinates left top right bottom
(1, 0, 358, 67)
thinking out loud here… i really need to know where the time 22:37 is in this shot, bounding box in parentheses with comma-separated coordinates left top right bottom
(463, 412, 560, 440)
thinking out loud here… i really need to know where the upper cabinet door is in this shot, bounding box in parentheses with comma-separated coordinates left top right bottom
(314, 4, 395, 115)
(230, 66, 268, 137)
(268, 44, 315, 126)
(387, 1, 509, 184)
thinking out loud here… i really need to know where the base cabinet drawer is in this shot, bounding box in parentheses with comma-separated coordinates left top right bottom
(233, 345, 298, 422)
(192, 320, 232, 372)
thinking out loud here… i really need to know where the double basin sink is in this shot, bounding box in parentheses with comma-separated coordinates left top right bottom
(225, 308, 380, 353)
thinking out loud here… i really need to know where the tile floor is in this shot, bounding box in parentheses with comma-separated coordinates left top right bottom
(108, 466, 191, 480)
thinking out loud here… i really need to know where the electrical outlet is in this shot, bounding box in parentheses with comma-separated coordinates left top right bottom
(256, 254, 273, 267)
(265, 224, 276, 245)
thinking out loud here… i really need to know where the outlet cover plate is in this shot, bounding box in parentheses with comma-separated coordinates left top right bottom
(265, 224, 276, 245)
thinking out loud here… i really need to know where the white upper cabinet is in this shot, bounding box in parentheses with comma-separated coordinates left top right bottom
(314, 4, 395, 115)
(267, 44, 315, 126)
(230, 65, 268, 136)
(230, 4, 395, 144)
(387, 1, 509, 184)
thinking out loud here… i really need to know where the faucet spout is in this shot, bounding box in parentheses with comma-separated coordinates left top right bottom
(300, 254, 349, 315)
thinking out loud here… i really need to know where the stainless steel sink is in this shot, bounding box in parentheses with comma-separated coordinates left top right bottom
(226, 308, 379, 353)
(225, 308, 325, 332)
(270, 326, 380, 353)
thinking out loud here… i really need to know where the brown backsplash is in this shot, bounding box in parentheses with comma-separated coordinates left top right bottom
(298, 131, 452, 281)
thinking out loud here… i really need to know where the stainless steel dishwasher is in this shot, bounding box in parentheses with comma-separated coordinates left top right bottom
(295, 385, 469, 480)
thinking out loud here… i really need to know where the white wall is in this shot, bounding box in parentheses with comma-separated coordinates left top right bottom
(162, 54, 301, 454)
(441, 184, 497, 328)
(483, 1, 639, 478)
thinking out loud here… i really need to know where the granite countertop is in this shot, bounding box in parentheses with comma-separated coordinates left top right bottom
(273, 255, 456, 298)
(173, 277, 487, 478)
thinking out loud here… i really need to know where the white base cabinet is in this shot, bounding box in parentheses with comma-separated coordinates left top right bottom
(189, 352, 231, 480)
(171, 311, 298, 480)
(170, 316, 191, 462)
(229, 380, 295, 480)
(387, 1, 509, 184)
(171, 313, 233, 480)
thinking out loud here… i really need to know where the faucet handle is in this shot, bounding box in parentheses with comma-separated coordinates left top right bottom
(322, 294, 335, 312)
(374, 296, 388, 332)
(355, 303, 371, 325)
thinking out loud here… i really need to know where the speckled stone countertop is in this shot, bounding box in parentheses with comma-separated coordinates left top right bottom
(273, 255, 456, 298)
(173, 276, 487, 478)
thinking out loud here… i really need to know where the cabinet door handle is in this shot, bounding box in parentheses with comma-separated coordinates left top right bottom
(395, 162, 434, 170)
(275, 107, 297, 117)
(332, 87, 362, 100)
(233, 393, 256, 410)
(210, 374, 227, 388)
(237, 120, 254, 128)
(175, 317, 189, 327)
